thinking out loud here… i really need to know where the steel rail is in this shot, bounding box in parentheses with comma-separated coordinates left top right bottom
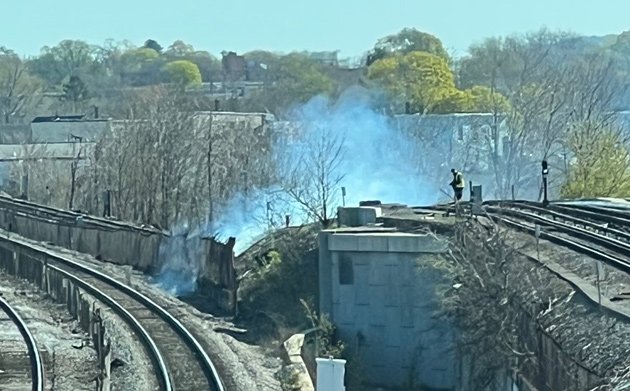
(485, 203, 630, 244)
(0, 295, 45, 391)
(45, 263, 173, 390)
(487, 213, 630, 272)
(3, 233, 225, 391)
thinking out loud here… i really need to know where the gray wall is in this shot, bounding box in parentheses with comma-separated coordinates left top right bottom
(319, 231, 457, 389)
(0, 195, 164, 271)
(31, 121, 110, 143)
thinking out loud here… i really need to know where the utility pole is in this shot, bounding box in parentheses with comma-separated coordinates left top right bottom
(542, 160, 549, 207)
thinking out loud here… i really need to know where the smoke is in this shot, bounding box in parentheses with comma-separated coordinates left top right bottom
(285, 87, 439, 207)
(225, 87, 439, 245)
(154, 87, 440, 295)
(210, 190, 281, 255)
(153, 223, 206, 296)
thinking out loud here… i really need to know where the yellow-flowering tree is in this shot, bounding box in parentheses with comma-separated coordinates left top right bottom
(163, 60, 202, 86)
(561, 123, 630, 199)
(368, 51, 457, 113)
(368, 51, 509, 114)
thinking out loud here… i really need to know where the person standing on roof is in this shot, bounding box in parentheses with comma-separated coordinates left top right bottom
(450, 169, 465, 202)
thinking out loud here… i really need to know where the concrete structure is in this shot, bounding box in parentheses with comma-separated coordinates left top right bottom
(337, 206, 381, 227)
(31, 116, 110, 143)
(316, 358, 345, 391)
(0, 195, 163, 271)
(221, 51, 247, 82)
(318, 225, 455, 388)
(192, 111, 271, 134)
(0, 124, 31, 144)
(0, 142, 94, 191)
(283, 334, 315, 391)
(0, 195, 239, 314)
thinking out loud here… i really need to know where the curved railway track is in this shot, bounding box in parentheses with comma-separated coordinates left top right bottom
(1, 234, 225, 391)
(0, 295, 45, 391)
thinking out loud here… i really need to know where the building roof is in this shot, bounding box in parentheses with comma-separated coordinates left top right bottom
(32, 115, 85, 123)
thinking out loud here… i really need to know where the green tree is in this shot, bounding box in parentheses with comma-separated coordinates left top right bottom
(561, 123, 630, 199)
(163, 60, 202, 86)
(0, 48, 43, 123)
(121, 48, 160, 71)
(144, 39, 163, 53)
(276, 54, 334, 101)
(367, 28, 450, 66)
(30, 40, 95, 86)
(165, 40, 195, 57)
(431, 89, 474, 113)
(186, 51, 221, 82)
(456, 30, 575, 92)
(429, 86, 509, 114)
(467, 85, 510, 112)
(368, 51, 457, 113)
(94, 39, 135, 83)
(250, 53, 334, 114)
(62, 75, 89, 113)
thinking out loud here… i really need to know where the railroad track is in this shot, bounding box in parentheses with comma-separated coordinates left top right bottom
(485, 200, 630, 230)
(0, 235, 225, 391)
(0, 295, 45, 391)
(419, 200, 630, 272)
(483, 202, 630, 273)
(487, 202, 630, 244)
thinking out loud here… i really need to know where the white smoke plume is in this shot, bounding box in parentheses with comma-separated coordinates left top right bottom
(155, 87, 441, 294)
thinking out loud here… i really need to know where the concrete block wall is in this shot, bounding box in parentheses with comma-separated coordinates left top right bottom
(319, 230, 455, 389)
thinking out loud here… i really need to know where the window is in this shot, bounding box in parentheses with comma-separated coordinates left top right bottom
(457, 125, 464, 141)
(339, 256, 354, 285)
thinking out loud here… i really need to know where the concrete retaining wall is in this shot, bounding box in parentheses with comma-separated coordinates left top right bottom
(0, 195, 239, 315)
(0, 195, 164, 271)
(516, 302, 601, 390)
(0, 244, 113, 391)
(319, 229, 454, 389)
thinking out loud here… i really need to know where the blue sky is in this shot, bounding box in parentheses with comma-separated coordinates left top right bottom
(2, 0, 629, 58)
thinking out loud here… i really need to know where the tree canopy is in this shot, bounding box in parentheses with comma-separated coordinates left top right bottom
(0, 48, 42, 123)
(367, 28, 450, 66)
(368, 51, 508, 114)
(561, 123, 630, 198)
(29, 40, 96, 86)
(144, 39, 163, 53)
(163, 60, 202, 86)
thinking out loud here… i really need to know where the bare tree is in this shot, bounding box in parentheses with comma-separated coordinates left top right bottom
(279, 124, 345, 227)
(68, 147, 83, 210)
(456, 31, 622, 199)
(17, 86, 277, 232)
(0, 48, 42, 124)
